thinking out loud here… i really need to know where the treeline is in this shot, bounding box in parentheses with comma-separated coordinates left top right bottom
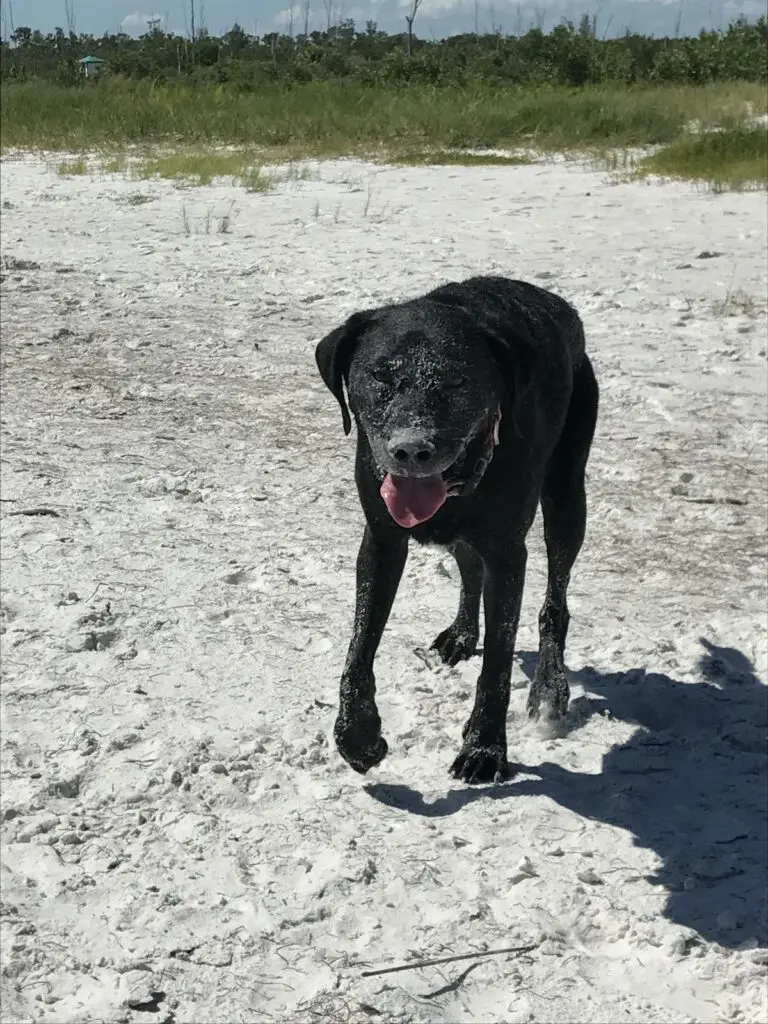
(1, 16, 766, 89)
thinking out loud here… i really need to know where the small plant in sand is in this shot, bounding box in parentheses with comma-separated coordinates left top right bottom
(599, 147, 640, 178)
(239, 166, 274, 193)
(711, 287, 762, 318)
(281, 160, 314, 185)
(178, 200, 240, 235)
(56, 156, 88, 176)
(121, 192, 153, 206)
(101, 153, 129, 175)
(217, 200, 237, 233)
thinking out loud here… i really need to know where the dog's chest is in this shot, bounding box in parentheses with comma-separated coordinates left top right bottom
(409, 508, 470, 548)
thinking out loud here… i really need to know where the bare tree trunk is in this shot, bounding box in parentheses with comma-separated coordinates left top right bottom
(673, 0, 684, 37)
(405, 0, 421, 57)
(190, 0, 196, 43)
(64, 0, 76, 35)
(323, 0, 333, 33)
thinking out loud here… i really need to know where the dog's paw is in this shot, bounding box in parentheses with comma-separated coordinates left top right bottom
(527, 669, 569, 721)
(450, 742, 510, 784)
(431, 624, 479, 666)
(334, 705, 388, 775)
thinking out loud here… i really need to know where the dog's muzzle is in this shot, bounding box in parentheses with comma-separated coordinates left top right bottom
(375, 406, 502, 528)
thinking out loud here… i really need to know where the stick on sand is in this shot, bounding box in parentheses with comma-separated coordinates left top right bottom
(360, 942, 538, 977)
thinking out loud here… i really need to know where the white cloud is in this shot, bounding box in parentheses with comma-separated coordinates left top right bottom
(273, 7, 300, 29)
(120, 11, 166, 32)
(276, 0, 766, 33)
(398, 0, 466, 12)
(273, 4, 370, 30)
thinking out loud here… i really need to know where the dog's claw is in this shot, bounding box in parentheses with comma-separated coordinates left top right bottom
(431, 625, 479, 666)
(450, 743, 510, 784)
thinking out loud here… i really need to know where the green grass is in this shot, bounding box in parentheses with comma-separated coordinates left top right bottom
(2, 78, 765, 157)
(135, 151, 272, 189)
(39, 146, 313, 192)
(388, 150, 533, 166)
(56, 156, 88, 175)
(635, 126, 768, 190)
(101, 153, 128, 174)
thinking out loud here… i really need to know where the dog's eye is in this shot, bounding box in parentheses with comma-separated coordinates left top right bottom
(372, 368, 393, 385)
(444, 376, 467, 389)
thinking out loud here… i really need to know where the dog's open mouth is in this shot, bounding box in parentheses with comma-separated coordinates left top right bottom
(380, 408, 501, 529)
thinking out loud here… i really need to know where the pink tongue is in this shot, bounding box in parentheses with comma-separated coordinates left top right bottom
(380, 473, 448, 528)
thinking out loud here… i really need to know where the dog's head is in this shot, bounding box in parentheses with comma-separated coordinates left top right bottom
(315, 298, 532, 528)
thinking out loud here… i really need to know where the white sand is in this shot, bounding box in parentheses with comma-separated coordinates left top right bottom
(1, 153, 766, 1024)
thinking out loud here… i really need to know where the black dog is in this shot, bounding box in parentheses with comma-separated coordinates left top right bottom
(315, 276, 599, 783)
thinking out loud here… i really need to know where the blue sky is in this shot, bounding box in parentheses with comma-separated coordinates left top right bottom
(3, 0, 764, 39)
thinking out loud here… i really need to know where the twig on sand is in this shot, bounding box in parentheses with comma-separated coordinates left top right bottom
(420, 961, 482, 999)
(8, 506, 61, 517)
(360, 942, 538, 978)
(683, 496, 748, 506)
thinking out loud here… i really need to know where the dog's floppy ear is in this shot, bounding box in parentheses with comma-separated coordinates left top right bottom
(315, 310, 373, 436)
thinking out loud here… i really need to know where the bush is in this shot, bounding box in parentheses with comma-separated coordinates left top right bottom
(1, 17, 766, 90)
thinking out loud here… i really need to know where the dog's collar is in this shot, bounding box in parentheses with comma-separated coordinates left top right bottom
(445, 406, 501, 498)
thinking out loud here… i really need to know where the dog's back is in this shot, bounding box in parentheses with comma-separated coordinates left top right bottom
(426, 275, 586, 368)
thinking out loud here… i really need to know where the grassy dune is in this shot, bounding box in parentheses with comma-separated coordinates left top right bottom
(1, 78, 765, 152)
(636, 126, 767, 189)
(2, 78, 765, 189)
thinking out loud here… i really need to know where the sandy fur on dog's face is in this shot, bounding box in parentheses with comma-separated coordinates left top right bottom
(1, 152, 766, 1024)
(346, 311, 501, 485)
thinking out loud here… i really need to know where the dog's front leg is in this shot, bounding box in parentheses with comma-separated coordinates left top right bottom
(334, 525, 408, 774)
(450, 543, 527, 784)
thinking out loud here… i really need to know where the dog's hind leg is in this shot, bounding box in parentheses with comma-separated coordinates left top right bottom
(334, 526, 408, 774)
(431, 541, 483, 666)
(528, 355, 599, 721)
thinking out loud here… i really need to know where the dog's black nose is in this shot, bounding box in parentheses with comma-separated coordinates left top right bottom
(387, 435, 437, 470)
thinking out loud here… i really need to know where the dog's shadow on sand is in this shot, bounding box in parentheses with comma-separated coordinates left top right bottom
(365, 639, 767, 950)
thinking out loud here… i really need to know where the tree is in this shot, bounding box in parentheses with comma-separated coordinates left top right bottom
(11, 24, 31, 46)
(223, 22, 249, 53)
(405, 0, 422, 57)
